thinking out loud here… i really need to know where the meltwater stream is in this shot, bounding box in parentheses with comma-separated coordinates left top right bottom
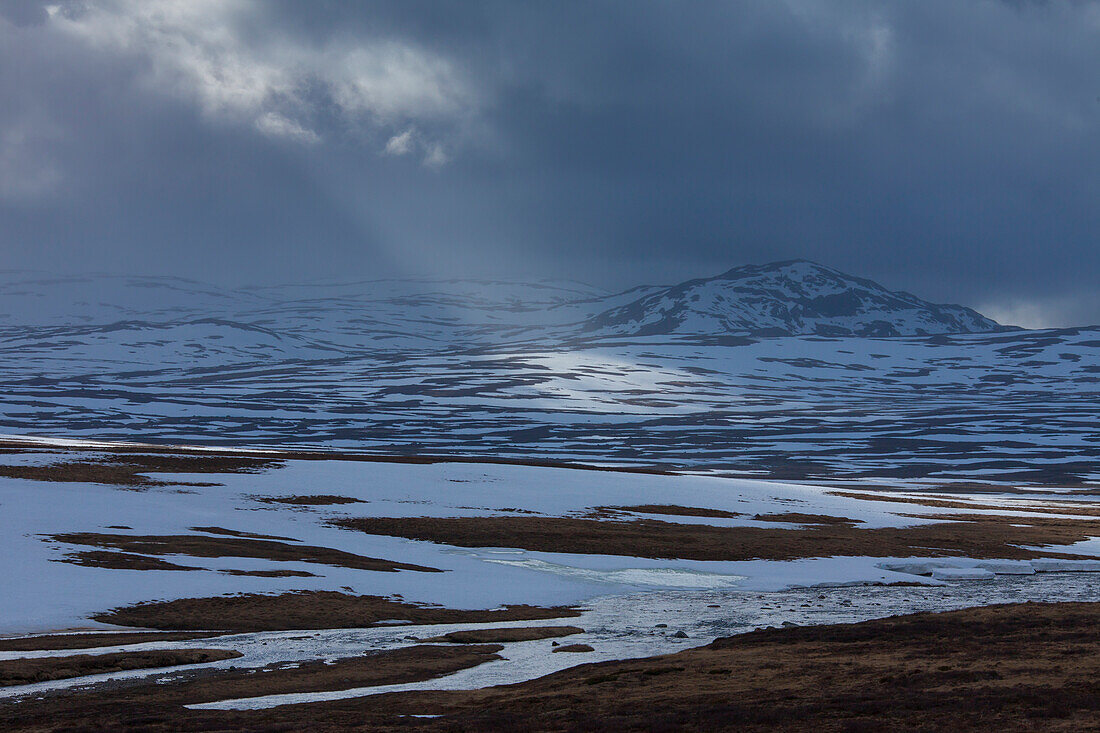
(1, 572, 1095, 709)
(7, 573, 1089, 708)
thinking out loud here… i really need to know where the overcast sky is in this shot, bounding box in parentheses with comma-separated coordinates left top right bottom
(1, 0, 1098, 326)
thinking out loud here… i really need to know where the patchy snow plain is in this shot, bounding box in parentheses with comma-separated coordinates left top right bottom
(0, 270, 1098, 482)
(0, 451, 934, 633)
(2, 444, 1100, 708)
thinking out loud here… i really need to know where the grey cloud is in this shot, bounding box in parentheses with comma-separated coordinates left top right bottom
(0, 0, 48, 27)
(0, 1, 1098, 326)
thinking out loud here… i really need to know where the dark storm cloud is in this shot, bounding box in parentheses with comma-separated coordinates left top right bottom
(1, 0, 1098, 326)
(0, 0, 48, 26)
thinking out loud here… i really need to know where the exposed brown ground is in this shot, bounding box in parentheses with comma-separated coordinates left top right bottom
(49, 532, 442, 573)
(0, 644, 504, 730)
(830, 480, 1100, 495)
(333, 513, 1100, 561)
(751, 512, 863, 525)
(218, 568, 316, 578)
(358, 601, 1100, 732)
(0, 649, 241, 686)
(421, 626, 584, 644)
(255, 494, 363, 506)
(551, 643, 594, 653)
(57, 550, 201, 571)
(0, 454, 281, 487)
(163, 643, 504, 705)
(190, 526, 299, 541)
(0, 440, 672, 476)
(167, 644, 503, 705)
(0, 631, 228, 652)
(602, 504, 743, 518)
(4, 602, 1100, 731)
(830, 490, 1100, 517)
(93, 591, 582, 632)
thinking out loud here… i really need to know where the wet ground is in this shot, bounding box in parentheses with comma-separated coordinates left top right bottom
(4, 571, 1099, 711)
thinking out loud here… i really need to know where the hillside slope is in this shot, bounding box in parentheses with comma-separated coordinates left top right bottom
(584, 260, 1003, 337)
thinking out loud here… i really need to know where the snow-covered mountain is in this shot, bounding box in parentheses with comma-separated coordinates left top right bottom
(584, 260, 1003, 338)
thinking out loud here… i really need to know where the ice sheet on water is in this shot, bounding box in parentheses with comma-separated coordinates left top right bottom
(480, 557, 747, 589)
(1030, 558, 1100, 573)
(931, 568, 996, 581)
(975, 561, 1035, 575)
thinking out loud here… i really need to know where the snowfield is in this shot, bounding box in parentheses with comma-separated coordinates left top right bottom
(0, 451, 953, 633)
(1, 444, 1100, 707)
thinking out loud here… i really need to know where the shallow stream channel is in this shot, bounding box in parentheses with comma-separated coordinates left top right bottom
(2, 571, 1099, 710)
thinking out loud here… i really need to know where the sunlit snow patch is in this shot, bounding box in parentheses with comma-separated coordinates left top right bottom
(482, 557, 746, 589)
